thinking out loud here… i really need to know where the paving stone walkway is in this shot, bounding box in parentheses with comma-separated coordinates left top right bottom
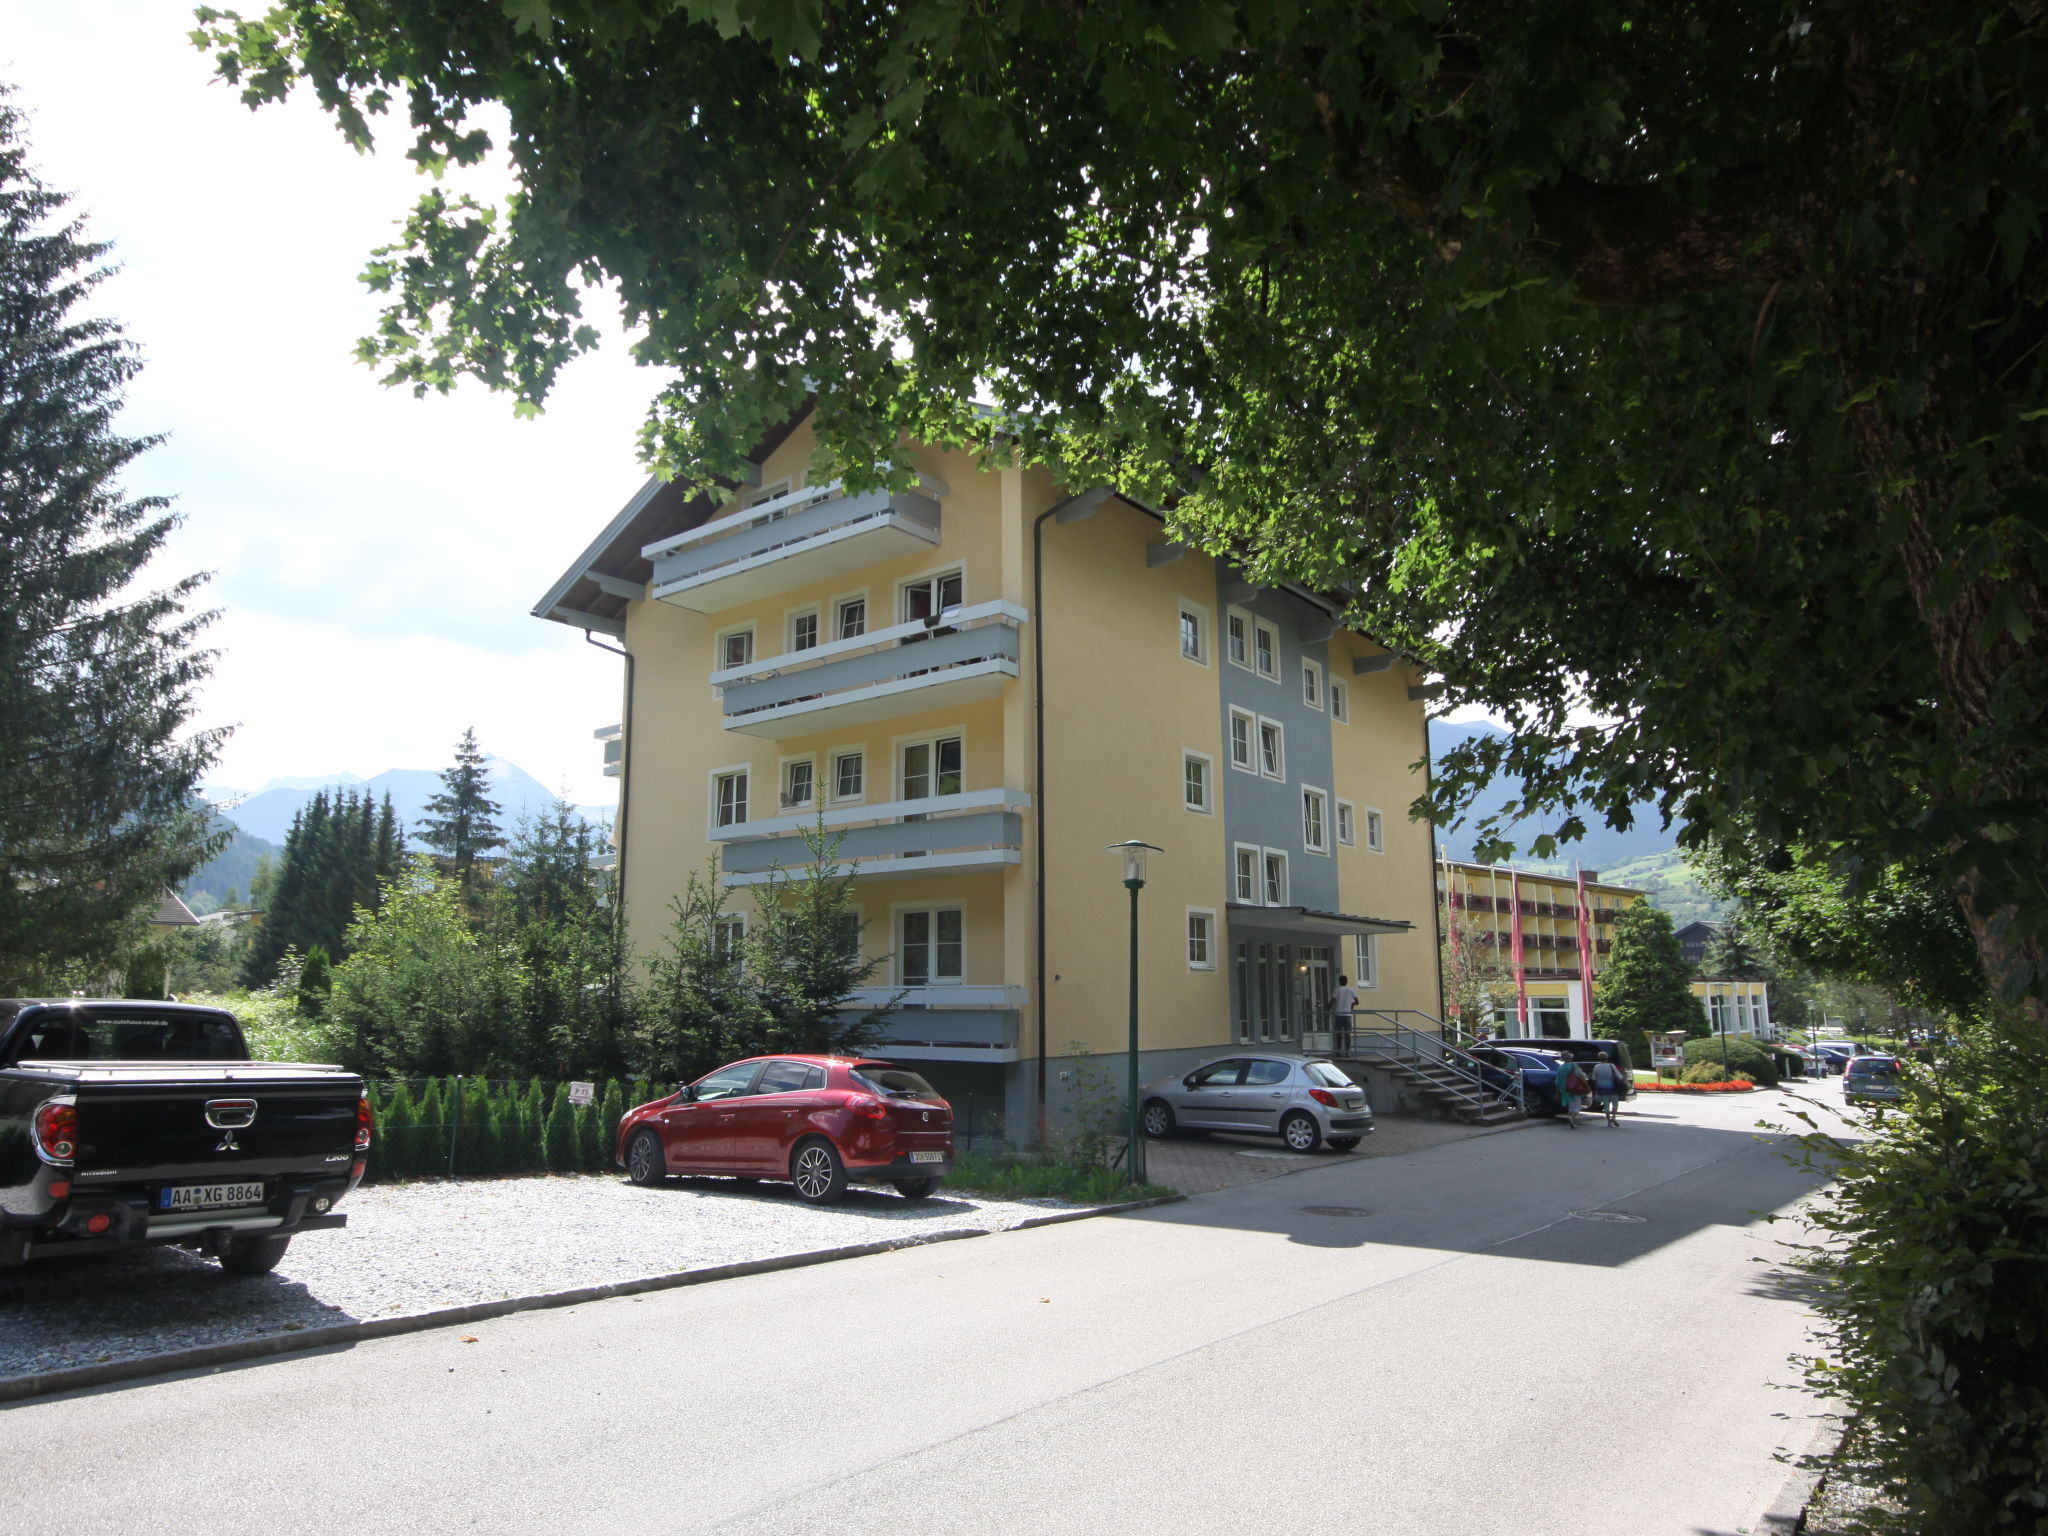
(1140, 1112, 1539, 1196)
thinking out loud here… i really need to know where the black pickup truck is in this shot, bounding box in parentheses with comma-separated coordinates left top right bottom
(0, 999, 369, 1275)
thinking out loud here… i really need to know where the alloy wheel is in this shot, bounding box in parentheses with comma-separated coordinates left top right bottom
(794, 1144, 834, 1200)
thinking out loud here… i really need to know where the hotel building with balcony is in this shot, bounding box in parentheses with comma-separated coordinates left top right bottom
(535, 409, 1444, 1137)
(1437, 857, 1649, 1039)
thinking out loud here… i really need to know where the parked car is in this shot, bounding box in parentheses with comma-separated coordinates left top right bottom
(1499, 1037, 1637, 1098)
(0, 999, 367, 1275)
(1140, 1054, 1373, 1153)
(1468, 1046, 1569, 1116)
(1843, 1055, 1904, 1105)
(618, 1056, 954, 1203)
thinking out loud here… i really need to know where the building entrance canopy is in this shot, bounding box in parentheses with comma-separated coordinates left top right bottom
(1224, 904, 1413, 939)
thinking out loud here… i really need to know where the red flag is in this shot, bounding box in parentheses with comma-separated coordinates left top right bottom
(1576, 865, 1597, 1032)
(1510, 870, 1529, 1034)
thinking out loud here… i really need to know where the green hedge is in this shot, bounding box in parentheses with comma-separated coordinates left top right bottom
(1682, 1034, 1778, 1085)
(364, 1077, 667, 1181)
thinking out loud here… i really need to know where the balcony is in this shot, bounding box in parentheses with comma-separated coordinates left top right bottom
(841, 989, 1025, 1063)
(715, 602, 1026, 739)
(641, 477, 943, 613)
(595, 722, 622, 778)
(713, 788, 1029, 885)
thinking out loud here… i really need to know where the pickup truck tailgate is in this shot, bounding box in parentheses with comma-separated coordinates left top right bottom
(43, 1064, 363, 1184)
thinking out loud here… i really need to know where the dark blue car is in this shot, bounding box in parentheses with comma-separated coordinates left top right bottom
(1469, 1046, 1569, 1117)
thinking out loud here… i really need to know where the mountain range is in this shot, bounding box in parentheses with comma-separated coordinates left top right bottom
(203, 758, 613, 847)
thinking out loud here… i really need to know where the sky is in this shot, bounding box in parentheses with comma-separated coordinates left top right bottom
(6, 5, 651, 806)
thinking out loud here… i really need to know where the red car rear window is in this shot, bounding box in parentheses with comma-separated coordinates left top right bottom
(852, 1066, 943, 1101)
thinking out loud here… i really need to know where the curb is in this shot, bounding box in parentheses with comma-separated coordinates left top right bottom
(0, 1193, 1183, 1408)
(1759, 1414, 1850, 1534)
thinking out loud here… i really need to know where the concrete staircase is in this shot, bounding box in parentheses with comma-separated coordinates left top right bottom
(1349, 1048, 1527, 1126)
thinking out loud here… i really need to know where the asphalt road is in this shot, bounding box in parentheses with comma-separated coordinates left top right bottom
(2, 1090, 1834, 1536)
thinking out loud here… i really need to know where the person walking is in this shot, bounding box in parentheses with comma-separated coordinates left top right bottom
(1590, 1055, 1624, 1128)
(1330, 975, 1358, 1054)
(1557, 1060, 1590, 1128)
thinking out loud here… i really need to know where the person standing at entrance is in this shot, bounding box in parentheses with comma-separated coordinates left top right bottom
(1331, 976, 1358, 1054)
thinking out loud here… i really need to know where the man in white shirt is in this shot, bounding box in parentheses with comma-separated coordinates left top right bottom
(1331, 975, 1359, 1054)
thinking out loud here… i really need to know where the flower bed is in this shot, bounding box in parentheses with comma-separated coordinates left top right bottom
(1635, 1078, 1756, 1094)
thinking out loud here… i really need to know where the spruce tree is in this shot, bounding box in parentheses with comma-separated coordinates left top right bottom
(419, 727, 504, 900)
(1599, 904, 1711, 1067)
(0, 95, 224, 991)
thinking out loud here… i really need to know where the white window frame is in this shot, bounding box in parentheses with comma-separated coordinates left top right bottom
(1253, 618, 1280, 681)
(715, 623, 756, 673)
(1263, 849, 1289, 906)
(831, 589, 870, 642)
(1302, 659, 1324, 712)
(1330, 679, 1350, 723)
(1225, 607, 1253, 671)
(1365, 806, 1386, 853)
(1186, 908, 1217, 970)
(779, 754, 817, 811)
(1336, 799, 1357, 847)
(786, 605, 821, 653)
(746, 479, 792, 515)
(893, 902, 966, 987)
(831, 748, 867, 803)
(896, 728, 967, 802)
(1182, 750, 1215, 814)
(1177, 597, 1211, 666)
(897, 564, 966, 626)
(1258, 716, 1285, 780)
(712, 913, 747, 961)
(710, 765, 751, 831)
(1302, 787, 1329, 854)
(1355, 933, 1379, 989)
(1233, 844, 1262, 904)
(1228, 707, 1257, 773)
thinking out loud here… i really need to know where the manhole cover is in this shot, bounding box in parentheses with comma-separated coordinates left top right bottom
(1301, 1206, 1375, 1218)
(1569, 1210, 1647, 1224)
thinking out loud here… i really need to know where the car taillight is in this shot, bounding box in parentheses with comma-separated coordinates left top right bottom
(849, 1096, 890, 1120)
(1307, 1088, 1338, 1107)
(356, 1091, 374, 1150)
(31, 1097, 78, 1165)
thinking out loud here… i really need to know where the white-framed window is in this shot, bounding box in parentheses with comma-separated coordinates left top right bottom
(1225, 607, 1252, 670)
(832, 750, 865, 801)
(1258, 717, 1285, 779)
(781, 757, 816, 810)
(746, 479, 791, 519)
(713, 768, 749, 828)
(834, 593, 868, 640)
(1178, 598, 1210, 665)
(788, 608, 820, 653)
(717, 626, 754, 671)
(712, 914, 747, 960)
(1234, 845, 1261, 904)
(1183, 751, 1214, 814)
(900, 568, 964, 625)
(1303, 788, 1329, 853)
(898, 906, 964, 986)
(1253, 619, 1280, 681)
(1355, 933, 1379, 989)
(900, 734, 964, 801)
(1228, 708, 1257, 772)
(1330, 679, 1350, 723)
(1187, 909, 1216, 970)
(1336, 799, 1357, 847)
(1366, 807, 1385, 853)
(1263, 850, 1289, 906)
(1302, 659, 1324, 711)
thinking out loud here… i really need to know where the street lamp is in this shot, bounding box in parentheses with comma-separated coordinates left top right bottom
(1106, 840, 1163, 1185)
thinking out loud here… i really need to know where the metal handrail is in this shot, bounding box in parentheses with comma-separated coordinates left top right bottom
(1304, 1009, 1524, 1116)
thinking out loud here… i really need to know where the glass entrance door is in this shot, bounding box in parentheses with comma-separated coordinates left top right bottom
(1297, 946, 1333, 1039)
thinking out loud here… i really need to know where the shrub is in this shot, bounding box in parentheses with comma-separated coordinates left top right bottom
(1682, 1034, 1778, 1085)
(1682, 1061, 1729, 1084)
(1786, 1036, 2048, 1533)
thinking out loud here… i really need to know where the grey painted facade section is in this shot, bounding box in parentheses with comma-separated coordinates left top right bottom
(722, 622, 1019, 718)
(720, 810, 1022, 873)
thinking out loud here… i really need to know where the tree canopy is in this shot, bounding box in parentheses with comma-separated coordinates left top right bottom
(193, 3, 2048, 1027)
(0, 93, 222, 991)
(418, 726, 505, 896)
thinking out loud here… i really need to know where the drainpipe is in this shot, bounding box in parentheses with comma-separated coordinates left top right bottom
(584, 630, 634, 924)
(1422, 692, 1447, 1034)
(1032, 487, 1112, 1143)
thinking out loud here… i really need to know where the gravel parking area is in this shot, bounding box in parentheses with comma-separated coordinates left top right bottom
(0, 1175, 1094, 1383)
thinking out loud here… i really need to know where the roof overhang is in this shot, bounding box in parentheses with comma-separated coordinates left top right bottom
(1225, 904, 1414, 938)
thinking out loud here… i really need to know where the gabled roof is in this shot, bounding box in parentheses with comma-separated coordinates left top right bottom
(151, 891, 200, 927)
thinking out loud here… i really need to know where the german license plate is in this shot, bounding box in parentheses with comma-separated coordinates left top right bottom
(908, 1150, 945, 1164)
(159, 1181, 266, 1212)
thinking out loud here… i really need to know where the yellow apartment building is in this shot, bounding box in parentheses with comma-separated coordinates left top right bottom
(1692, 978, 1778, 1042)
(535, 409, 1444, 1138)
(1437, 858, 1648, 1039)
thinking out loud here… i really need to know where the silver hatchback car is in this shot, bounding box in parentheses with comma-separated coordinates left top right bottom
(1141, 1054, 1374, 1153)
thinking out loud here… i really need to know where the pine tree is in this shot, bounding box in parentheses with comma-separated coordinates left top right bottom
(1599, 904, 1711, 1066)
(0, 96, 225, 991)
(419, 727, 505, 901)
(244, 789, 400, 984)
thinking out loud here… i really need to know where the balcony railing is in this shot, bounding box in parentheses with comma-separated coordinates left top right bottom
(712, 788, 1029, 885)
(714, 602, 1026, 738)
(595, 722, 622, 778)
(641, 477, 944, 613)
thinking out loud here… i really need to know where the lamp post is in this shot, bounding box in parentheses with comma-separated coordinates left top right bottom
(1106, 840, 1163, 1185)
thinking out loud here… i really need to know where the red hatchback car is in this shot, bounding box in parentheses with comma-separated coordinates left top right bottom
(617, 1056, 955, 1203)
